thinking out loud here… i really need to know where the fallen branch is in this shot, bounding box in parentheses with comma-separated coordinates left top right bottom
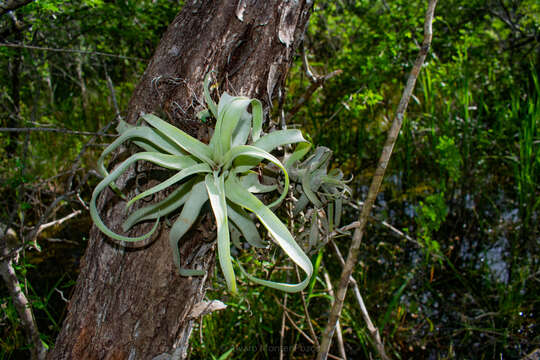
(317, 1, 438, 359)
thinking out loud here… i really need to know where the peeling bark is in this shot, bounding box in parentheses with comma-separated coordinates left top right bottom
(49, 1, 312, 359)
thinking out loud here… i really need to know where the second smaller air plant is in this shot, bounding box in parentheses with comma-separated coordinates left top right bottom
(286, 145, 352, 253)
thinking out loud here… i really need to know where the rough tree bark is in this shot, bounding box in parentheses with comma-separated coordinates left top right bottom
(49, 1, 312, 359)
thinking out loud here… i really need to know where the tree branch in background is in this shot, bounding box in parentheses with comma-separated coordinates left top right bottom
(317, 1, 438, 359)
(0, 42, 144, 61)
(34, 210, 82, 238)
(279, 290, 288, 360)
(105, 65, 123, 121)
(323, 270, 347, 360)
(0, 127, 117, 136)
(285, 47, 342, 123)
(0, 0, 34, 17)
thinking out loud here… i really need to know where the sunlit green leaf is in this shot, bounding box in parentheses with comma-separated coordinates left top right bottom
(169, 180, 208, 276)
(143, 114, 215, 166)
(205, 173, 237, 294)
(225, 176, 313, 293)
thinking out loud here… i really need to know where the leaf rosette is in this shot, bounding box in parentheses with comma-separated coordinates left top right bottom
(285, 145, 352, 253)
(90, 74, 313, 294)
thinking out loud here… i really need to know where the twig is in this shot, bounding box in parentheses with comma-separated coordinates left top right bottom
(320, 88, 363, 128)
(46, 238, 79, 245)
(29, 168, 84, 188)
(323, 270, 347, 360)
(21, 191, 75, 249)
(275, 294, 341, 360)
(285, 47, 342, 122)
(296, 265, 320, 348)
(35, 210, 82, 238)
(54, 287, 69, 302)
(105, 65, 123, 121)
(0, 42, 145, 61)
(330, 240, 389, 360)
(0, 127, 116, 136)
(279, 291, 288, 360)
(331, 200, 420, 246)
(302, 46, 317, 82)
(327, 354, 344, 360)
(317, 1, 438, 359)
(271, 293, 305, 319)
(283, 302, 316, 345)
(76, 192, 89, 211)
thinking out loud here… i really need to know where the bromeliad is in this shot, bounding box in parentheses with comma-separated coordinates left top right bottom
(90, 74, 313, 294)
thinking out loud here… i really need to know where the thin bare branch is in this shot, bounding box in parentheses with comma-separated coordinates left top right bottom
(286, 47, 342, 122)
(323, 271, 347, 360)
(0, 127, 117, 136)
(283, 304, 316, 345)
(271, 294, 305, 319)
(24, 191, 75, 245)
(302, 45, 317, 82)
(106, 70, 123, 121)
(0, 42, 144, 61)
(35, 210, 82, 238)
(332, 200, 420, 246)
(317, 1, 438, 359)
(296, 265, 320, 348)
(279, 291, 288, 360)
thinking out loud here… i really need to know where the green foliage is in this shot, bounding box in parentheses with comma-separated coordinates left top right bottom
(416, 192, 448, 262)
(282, 0, 540, 357)
(512, 68, 540, 237)
(435, 135, 462, 184)
(1, 0, 539, 358)
(286, 146, 351, 252)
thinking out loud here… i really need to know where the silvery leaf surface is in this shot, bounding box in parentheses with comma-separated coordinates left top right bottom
(205, 173, 237, 294)
(224, 176, 313, 293)
(169, 180, 208, 276)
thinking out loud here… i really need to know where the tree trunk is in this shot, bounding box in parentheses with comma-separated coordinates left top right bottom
(49, 1, 312, 359)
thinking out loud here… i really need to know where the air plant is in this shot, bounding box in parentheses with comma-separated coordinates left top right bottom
(286, 145, 352, 252)
(90, 74, 313, 294)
